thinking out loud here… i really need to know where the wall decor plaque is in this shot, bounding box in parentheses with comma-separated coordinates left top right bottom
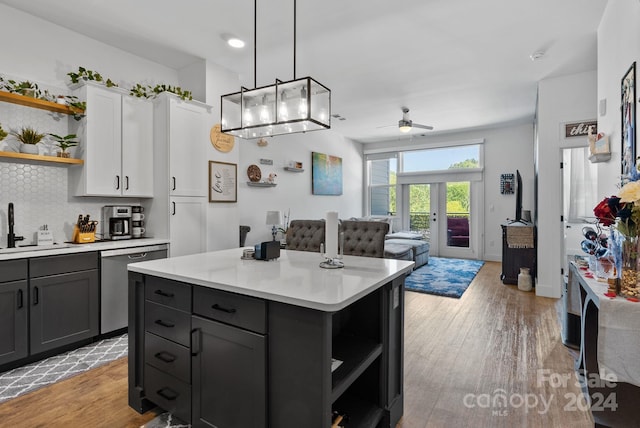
(210, 124, 235, 152)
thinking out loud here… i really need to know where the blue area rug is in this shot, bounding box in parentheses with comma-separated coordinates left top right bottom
(405, 257, 485, 298)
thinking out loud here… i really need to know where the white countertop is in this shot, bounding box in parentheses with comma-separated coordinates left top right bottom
(128, 248, 415, 311)
(0, 238, 170, 261)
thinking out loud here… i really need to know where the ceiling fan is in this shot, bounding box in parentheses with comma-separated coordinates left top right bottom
(379, 107, 434, 133)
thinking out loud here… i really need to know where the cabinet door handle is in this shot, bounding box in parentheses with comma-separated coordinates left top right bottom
(211, 303, 237, 314)
(154, 319, 175, 328)
(156, 387, 179, 401)
(17, 289, 23, 309)
(115, 175, 120, 190)
(172, 176, 176, 191)
(172, 201, 176, 216)
(125, 176, 130, 190)
(191, 328, 201, 356)
(33, 286, 39, 305)
(154, 351, 177, 363)
(128, 253, 147, 260)
(154, 289, 174, 298)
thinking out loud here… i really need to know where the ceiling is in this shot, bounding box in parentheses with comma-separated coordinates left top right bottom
(0, 0, 607, 143)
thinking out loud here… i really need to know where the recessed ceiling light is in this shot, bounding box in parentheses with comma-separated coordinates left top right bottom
(221, 33, 245, 49)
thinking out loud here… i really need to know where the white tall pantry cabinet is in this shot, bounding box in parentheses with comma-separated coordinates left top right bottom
(70, 82, 154, 197)
(146, 93, 210, 257)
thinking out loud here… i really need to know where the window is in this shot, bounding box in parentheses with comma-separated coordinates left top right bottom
(403, 145, 480, 173)
(368, 156, 397, 216)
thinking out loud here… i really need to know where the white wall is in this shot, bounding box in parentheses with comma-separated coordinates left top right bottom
(362, 122, 535, 262)
(596, 1, 640, 196)
(238, 130, 364, 245)
(536, 70, 597, 298)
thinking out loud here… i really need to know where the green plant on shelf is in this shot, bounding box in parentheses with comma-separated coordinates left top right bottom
(130, 82, 193, 101)
(11, 126, 45, 145)
(49, 133, 78, 155)
(0, 123, 7, 142)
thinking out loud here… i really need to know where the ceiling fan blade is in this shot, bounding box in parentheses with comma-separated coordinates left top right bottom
(412, 123, 434, 131)
(375, 124, 397, 129)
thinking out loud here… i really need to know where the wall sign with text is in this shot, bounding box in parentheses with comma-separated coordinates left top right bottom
(564, 120, 597, 138)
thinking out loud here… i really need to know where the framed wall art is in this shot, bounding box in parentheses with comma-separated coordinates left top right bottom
(621, 62, 636, 184)
(312, 152, 343, 195)
(209, 161, 237, 202)
(500, 173, 515, 194)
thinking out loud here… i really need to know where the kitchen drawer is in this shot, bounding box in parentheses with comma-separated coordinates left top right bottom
(145, 276, 191, 312)
(30, 252, 98, 278)
(145, 331, 190, 383)
(144, 363, 191, 424)
(0, 259, 27, 282)
(145, 301, 191, 347)
(193, 286, 267, 334)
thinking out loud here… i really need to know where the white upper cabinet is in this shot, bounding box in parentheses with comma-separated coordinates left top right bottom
(122, 96, 153, 197)
(71, 83, 153, 197)
(167, 97, 207, 197)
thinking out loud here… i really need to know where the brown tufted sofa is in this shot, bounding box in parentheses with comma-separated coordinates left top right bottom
(285, 220, 325, 252)
(341, 220, 389, 258)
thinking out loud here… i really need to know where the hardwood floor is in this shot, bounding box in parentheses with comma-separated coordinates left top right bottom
(0, 261, 592, 427)
(399, 261, 592, 428)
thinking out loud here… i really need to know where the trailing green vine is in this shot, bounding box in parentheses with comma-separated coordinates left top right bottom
(67, 67, 118, 88)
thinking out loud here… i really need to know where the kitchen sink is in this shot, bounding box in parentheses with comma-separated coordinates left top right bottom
(0, 243, 71, 254)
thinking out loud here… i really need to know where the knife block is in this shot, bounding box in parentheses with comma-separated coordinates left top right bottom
(72, 225, 96, 244)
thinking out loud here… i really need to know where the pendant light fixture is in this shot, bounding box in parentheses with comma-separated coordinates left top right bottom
(220, 0, 331, 139)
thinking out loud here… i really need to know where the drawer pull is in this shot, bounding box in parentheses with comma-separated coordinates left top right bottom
(155, 319, 175, 328)
(154, 289, 175, 298)
(156, 387, 179, 401)
(211, 303, 236, 314)
(154, 351, 177, 363)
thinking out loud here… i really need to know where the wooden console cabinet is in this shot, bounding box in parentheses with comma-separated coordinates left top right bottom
(500, 223, 536, 285)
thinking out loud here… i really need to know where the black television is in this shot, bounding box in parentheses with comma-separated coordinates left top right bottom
(515, 169, 523, 222)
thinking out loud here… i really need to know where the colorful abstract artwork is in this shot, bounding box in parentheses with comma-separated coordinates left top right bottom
(312, 152, 342, 195)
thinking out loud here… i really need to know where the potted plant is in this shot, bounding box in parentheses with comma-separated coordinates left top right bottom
(49, 133, 78, 158)
(11, 126, 45, 154)
(0, 123, 7, 142)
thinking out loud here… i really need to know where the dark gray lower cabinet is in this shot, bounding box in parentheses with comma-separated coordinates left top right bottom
(191, 316, 266, 428)
(0, 260, 28, 366)
(29, 253, 99, 355)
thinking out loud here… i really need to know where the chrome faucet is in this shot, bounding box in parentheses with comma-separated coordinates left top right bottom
(7, 203, 24, 248)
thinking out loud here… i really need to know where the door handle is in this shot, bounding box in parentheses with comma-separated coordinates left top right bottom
(154, 351, 177, 363)
(156, 387, 178, 401)
(211, 303, 237, 314)
(115, 175, 120, 190)
(191, 328, 201, 356)
(17, 289, 23, 309)
(172, 176, 176, 191)
(33, 286, 39, 305)
(172, 201, 176, 215)
(127, 253, 147, 260)
(125, 176, 130, 190)
(154, 289, 174, 298)
(154, 319, 175, 328)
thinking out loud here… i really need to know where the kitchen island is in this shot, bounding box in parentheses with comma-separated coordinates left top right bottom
(128, 248, 414, 428)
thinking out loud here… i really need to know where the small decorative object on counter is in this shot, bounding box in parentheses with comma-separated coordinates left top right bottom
(517, 267, 532, 291)
(37, 224, 54, 246)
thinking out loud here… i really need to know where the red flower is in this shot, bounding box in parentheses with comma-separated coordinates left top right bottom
(594, 197, 617, 226)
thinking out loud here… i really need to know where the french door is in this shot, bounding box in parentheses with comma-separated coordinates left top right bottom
(402, 181, 477, 259)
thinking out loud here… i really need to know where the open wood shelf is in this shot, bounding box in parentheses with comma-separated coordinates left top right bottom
(0, 151, 83, 165)
(0, 91, 84, 116)
(246, 181, 277, 187)
(283, 167, 304, 173)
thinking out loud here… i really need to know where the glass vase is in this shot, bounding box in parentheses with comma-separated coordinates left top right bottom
(620, 235, 640, 299)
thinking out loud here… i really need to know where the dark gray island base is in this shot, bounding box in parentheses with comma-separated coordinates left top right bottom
(127, 248, 413, 428)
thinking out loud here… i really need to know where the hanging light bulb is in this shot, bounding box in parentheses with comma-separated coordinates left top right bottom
(279, 91, 289, 120)
(298, 86, 308, 118)
(260, 94, 270, 123)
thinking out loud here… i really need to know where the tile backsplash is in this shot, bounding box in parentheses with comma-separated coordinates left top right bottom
(0, 162, 137, 247)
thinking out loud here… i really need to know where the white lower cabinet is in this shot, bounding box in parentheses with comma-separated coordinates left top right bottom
(169, 197, 207, 257)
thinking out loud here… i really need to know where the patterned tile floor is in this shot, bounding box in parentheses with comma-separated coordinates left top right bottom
(0, 333, 128, 403)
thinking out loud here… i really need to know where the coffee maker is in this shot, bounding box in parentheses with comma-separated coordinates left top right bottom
(101, 206, 132, 240)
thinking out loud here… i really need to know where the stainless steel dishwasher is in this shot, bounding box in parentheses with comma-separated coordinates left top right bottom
(100, 244, 168, 334)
